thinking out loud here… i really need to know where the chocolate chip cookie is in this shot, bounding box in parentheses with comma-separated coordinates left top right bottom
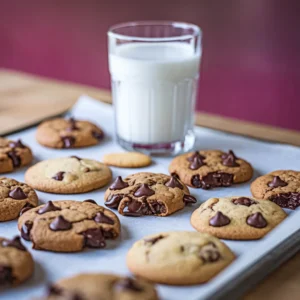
(191, 196, 287, 240)
(38, 273, 159, 300)
(169, 150, 253, 189)
(36, 117, 104, 149)
(251, 170, 300, 209)
(127, 231, 235, 285)
(0, 177, 38, 221)
(18, 200, 120, 252)
(0, 138, 33, 174)
(0, 236, 34, 286)
(25, 156, 112, 194)
(104, 172, 197, 217)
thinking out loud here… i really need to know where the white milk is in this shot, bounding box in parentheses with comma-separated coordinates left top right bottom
(109, 42, 200, 144)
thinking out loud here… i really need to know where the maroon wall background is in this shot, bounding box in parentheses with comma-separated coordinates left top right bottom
(1, 0, 299, 130)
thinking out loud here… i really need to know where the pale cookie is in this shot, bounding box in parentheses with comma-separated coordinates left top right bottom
(127, 231, 235, 285)
(104, 173, 197, 217)
(169, 150, 253, 189)
(36, 117, 104, 149)
(0, 138, 33, 174)
(191, 196, 287, 240)
(251, 170, 300, 210)
(103, 152, 151, 168)
(0, 177, 38, 221)
(0, 236, 34, 286)
(25, 156, 112, 194)
(38, 273, 159, 300)
(18, 200, 120, 252)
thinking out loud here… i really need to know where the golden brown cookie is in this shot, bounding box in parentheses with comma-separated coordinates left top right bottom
(18, 200, 120, 252)
(0, 138, 33, 174)
(127, 231, 235, 285)
(104, 172, 197, 217)
(191, 196, 287, 240)
(169, 150, 253, 189)
(25, 156, 112, 194)
(103, 152, 151, 168)
(38, 273, 159, 300)
(36, 117, 104, 149)
(251, 170, 300, 209)
(0, 177, 38, 221)
(0, 236, 34, 286)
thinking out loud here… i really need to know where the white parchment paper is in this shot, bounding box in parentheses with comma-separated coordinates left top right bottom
(1, 96, 300, 300)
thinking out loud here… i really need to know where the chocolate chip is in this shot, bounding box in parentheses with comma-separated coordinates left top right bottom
(94, 212, 114, 225)
(199, 242, 220, 263)
(189, 155, 206, 170)
(84, 199, 98, 205)
(8, 187, 27, 200)
(9, 139, 25, 149)
(269, 192, 300, 210)
(67, 117, 79, 131)
(92, 130, 104, 141)
(183, 194, 197, 204)
(144, 235, 164, 245)
(70, 155, 81, 160)
(134, 184, 155, 197)
(187, 151, 205, 162)
(52, 171, 65, 181)
(165, 175, 183, 189)
(19, 206, 33, 216)
(0, 266, 14, 285)
(102, 229, 115, 239)
(7, 150, 21, 168)
(232, 197, 257, 206)
(2, 236, 26, 251)
(149, 201, 167, 215)
(192, 172, 234, 189)
(21, 221, 33, 241)
(247, 212, 267, 228)
(109, 176, 129, 190)
(47, 284, 63, 296)
(268, 176, 288, 188)
(222, 150, 237, 160)
(38, 201, 61, 214)
(49, 216, 72, 231)
(105, 195, 123, 208)
(61, 136, 75, 148)
(82, 228, 106, 248)
(83, 167, 90, 173)
(123, 200, 143, 217)
(209, 211, 231, 227)
(222, 150, 239, 167)
(114, 277, 143, 292)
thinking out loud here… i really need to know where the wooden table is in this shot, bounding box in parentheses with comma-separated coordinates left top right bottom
(1, 69, 300, 299)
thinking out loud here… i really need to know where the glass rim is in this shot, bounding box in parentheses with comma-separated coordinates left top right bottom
(107, 21, 202, 42)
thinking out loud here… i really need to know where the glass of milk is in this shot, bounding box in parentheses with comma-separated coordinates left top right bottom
(108, 21, 202, 155)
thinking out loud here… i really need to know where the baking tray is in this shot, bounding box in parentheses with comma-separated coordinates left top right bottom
(1, 96, 300, 300)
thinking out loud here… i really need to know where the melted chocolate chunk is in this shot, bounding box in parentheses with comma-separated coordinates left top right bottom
(114, 277, 143, 292)
(49, 216, 72, 231)
(222, 150, 237, 160)
(19, 206, 33, 216)
(0, 266, 14, 285)
(134, 184, 155, 197)
(149, 201, 166, 215)
(268, 176, 288, 188)
(192, 172, 234, 189)
(144, 235, 164, 245)
(84, 199, 97, 205)
(7, 150, 21, 168)
(232, 197, 257, 206)
(8, 187, 27, 200)
(105, 195, 123, 208)
(83, 228, 106, 248)
(67, 117, 79, 130)
(52, 171, 65, 181)
(21, 221, 33, 241)
(102, 229, 115, 239)
(94, 212, 114, 225)
(70, 155, 81, 160)
(38, 201, 61, 214)
(187, 151, 205, 162)
(9, 139, 25, 149)
(246, 212, 267, 228)
(109, 176, 129, 190)
(92, 130, 104, 141)
(222, 150, 239, 167)
(123, 200, 143, 217)
(209, 211, 231, 227)
(183, 194, 197, 204)
(189, 155, 206, 170)
(269, 192, 300, 210)
(199, 242, 220, 263)
(165, 175, 183, 189)
(2, 236, 26, 251)
(61, 136, 75, 148)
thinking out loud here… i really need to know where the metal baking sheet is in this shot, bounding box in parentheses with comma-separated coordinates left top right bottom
(1, 96, 300, 300)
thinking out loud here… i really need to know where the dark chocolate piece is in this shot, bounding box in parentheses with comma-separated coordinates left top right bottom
(149, 201, 167, 215)
(109, 176, 129, 190)
(187, 151, 205, 162)
(70, 155, 81, 160)
(189, 156, 205, 170)
(38, 201, 61, 214)
(114, 277, 143, 292)
(94, 212, 114, 225)
(9, 139, 25, 149)
(199, 242, 220, 262)
(269, 192, 300, 210)
(232, 197, 257, 206)
(52, 171, 65, 181)
(209, 211, 230, 227)
(92, 130, 104, 141)
(144, 235, 164, 245)
(246, 212, 267, 228)
(183, 194, 197, 204)
(133, 184, 154, 197)
(165, 175, 183, 189)
(83, 228, 106, 248)
(83, 199, 97, 205)
(49, 216, 72, 231)
(7, 151, 21, 168)
(268, 176, 288, 188)
(192, 172, 234, 189)
(21, 221, 33, 241)
(2, 236, 26, 251)
(61, 136, 75, 148)
(8, 187, 27, 200)
(0, 266, 14, 285)
(105, 195, 123, 208)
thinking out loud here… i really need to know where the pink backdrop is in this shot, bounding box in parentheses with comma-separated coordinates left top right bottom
(1, 0, 299, 130)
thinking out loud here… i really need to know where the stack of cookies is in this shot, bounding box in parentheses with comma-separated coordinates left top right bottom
(0, 116, 296, 299)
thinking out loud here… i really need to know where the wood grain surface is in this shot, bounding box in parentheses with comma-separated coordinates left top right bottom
(0, 68, 299, 299)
